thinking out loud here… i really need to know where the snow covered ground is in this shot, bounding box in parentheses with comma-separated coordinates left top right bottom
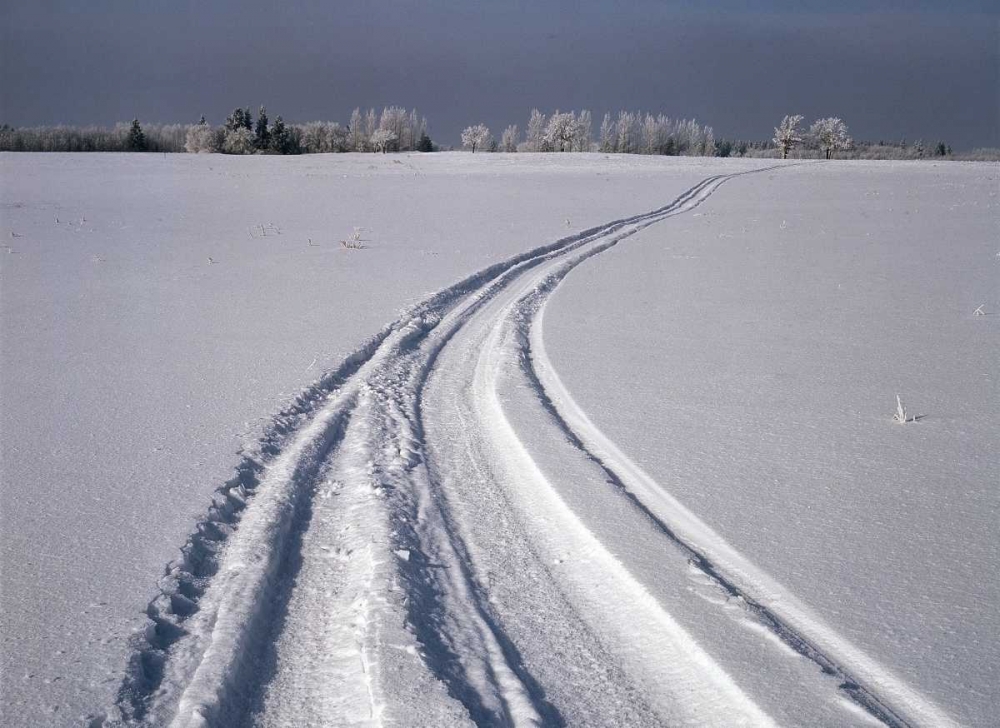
(0, 153, 996, 727)
(542, 161, 1000, 726)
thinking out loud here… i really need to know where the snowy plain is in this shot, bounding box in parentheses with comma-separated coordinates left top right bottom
(0, 152, 996, 727)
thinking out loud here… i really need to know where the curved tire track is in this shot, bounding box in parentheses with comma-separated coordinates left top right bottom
(100, 166, 953, 727)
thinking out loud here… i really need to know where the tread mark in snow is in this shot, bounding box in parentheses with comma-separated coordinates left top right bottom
(101, 165, 955, 728)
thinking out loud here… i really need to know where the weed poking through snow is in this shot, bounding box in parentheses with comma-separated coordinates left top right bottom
(893, 394, 910, 424)
(341, 227, 368, 250)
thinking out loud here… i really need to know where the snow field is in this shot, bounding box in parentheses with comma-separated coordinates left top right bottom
(542, 160, 999, 726)
(2, 152, 750, 723)
(2, 153, 994, 726)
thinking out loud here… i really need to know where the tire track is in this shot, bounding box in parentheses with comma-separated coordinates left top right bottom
(95, 166, 953, 727)
(101, 171, 746, 726)
(508, 226, 960, 728)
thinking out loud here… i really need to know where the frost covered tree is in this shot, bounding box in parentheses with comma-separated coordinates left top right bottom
(461, 123, 492, 153)
(599, 113, 614, 152)
(810, 117, 852, 159)
(500, 125, 519, 152)
(349, 108, 366, 152)
(544, 111, 577, 151)
(222, 127, 255, 154)
(375, 107, 427, 151)
(641, 113, 665, 155)
(297, 121, 349, 153)
(378, 106, 407, 150)
(364, 109, 378, 145)
(574, 110, 592, 151)
(615, 111, 640, 154)
(185, 117, 217, 153)
(525, 109, 547, 152)
(370, 128, 397, 153)
(773, 114, 804, 159)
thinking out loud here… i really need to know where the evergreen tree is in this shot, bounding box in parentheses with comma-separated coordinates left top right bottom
(255, 106, 270, 150)
(127, 119, 147, 151)
(269, 116, 298, 154)
(417, 132, 434, 152)
(226, 107, 252, 132)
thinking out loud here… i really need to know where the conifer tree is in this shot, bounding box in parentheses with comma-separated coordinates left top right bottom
(255, 106, 270, 150)
(127, 119, 147, 151)
(269, 116, 295, 154)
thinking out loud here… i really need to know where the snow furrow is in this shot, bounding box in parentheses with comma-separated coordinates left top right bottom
(104, 176, 741, 726)
(509, 217, 960, 726)
(97, 167, 962, 728)
(416, 173, 784, 726)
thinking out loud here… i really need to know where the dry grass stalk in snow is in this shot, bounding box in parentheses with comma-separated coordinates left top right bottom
(341, 227, 367, 250)
(893, 394, 909, 424)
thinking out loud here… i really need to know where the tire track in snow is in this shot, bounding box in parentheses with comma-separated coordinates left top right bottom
(100, 172, 741, 726)
(510, 228, 961, 728)
(98, 165, 951, 727)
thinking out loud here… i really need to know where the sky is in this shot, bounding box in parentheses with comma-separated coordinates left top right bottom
(1, 1, 997, 150)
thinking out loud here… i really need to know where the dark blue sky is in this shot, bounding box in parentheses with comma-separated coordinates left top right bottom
(1, 1, 997, 149)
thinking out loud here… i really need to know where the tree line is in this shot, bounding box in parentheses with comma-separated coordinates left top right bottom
(183, 105, 433, 154)
(0, 106, 433, 155)
(462, 109, 717, 156)
(767, 114, 963, 160)
(1, 108, 978, 159)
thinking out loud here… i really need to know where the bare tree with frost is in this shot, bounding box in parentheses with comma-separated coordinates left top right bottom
(773, 115, 804, 159)
(599, 112, 614, 152)
(370, 129, 397, 153)
(810, 117, 852, 159)
(222, 127, 256, 154)
(349, 108, 366, 152)
(364, 109, 378, 145)
(545, 111, 578, 152)
(525, 109, 548, 152)
(185, 117, 217, 153)
(461, 124, 492, 153)
(500, 125, 519, 152)
(574, 110, 592, 151)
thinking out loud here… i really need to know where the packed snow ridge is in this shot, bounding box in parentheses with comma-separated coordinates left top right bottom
(94, 168, 960, 728)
